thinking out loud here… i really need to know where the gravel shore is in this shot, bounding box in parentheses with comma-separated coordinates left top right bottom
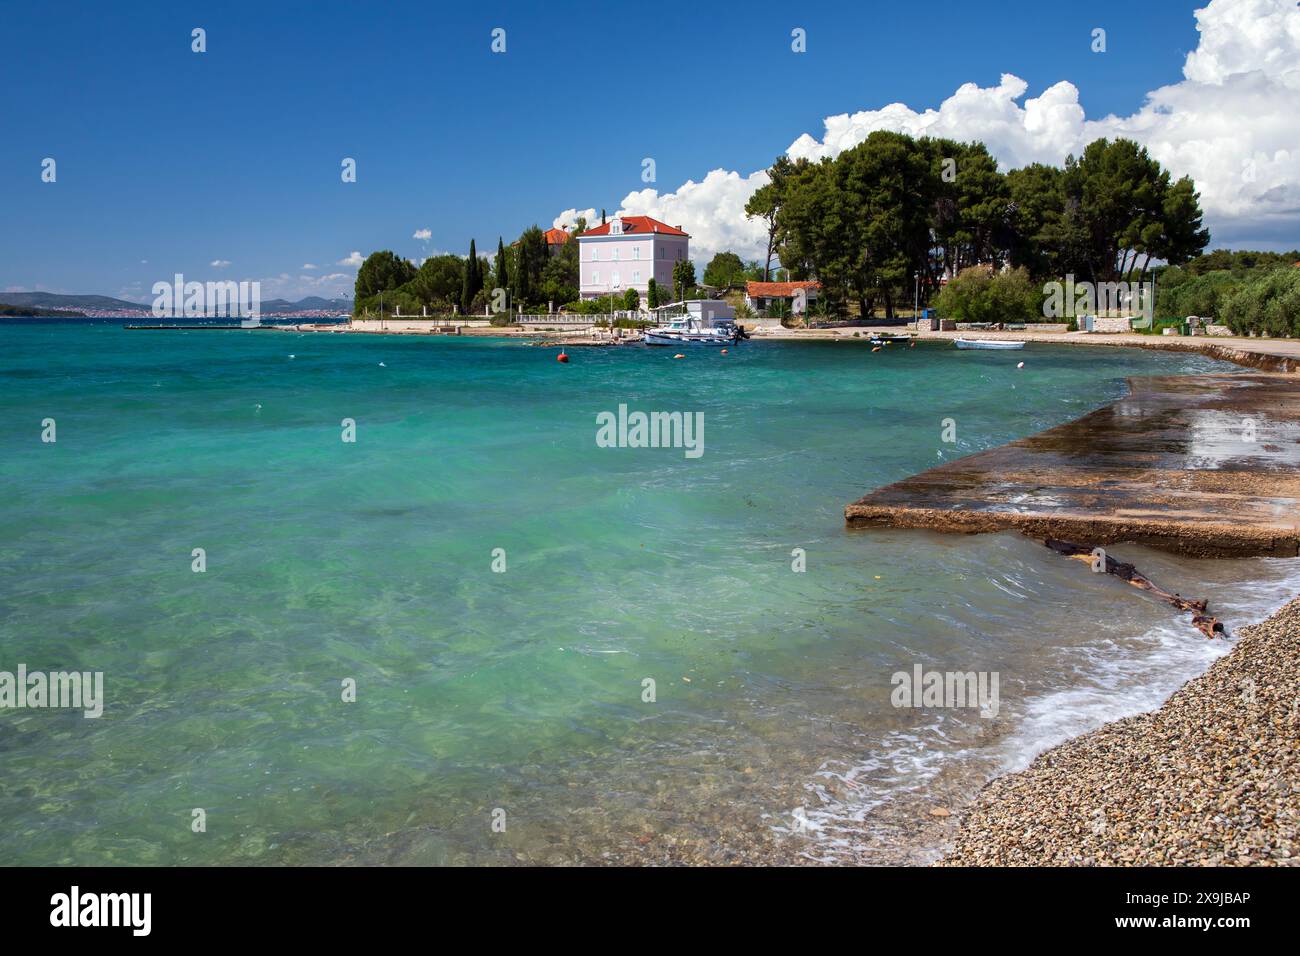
(941, 597, 1300, 866)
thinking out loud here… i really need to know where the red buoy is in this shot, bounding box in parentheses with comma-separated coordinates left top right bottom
(557, 351, 569, 363)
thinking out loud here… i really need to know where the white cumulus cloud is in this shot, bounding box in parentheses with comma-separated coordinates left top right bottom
(552, 208, 598, 230)
(413, 228, 432, 240)
(338, 251, 364, 267)
(558, 0, 1300, 264)
(210, 259, 231, 269)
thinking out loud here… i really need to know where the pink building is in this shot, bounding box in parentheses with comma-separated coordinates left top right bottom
(577, 216, 689, 303)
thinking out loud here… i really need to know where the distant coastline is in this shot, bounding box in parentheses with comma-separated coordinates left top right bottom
(0, 304, 85, 318)
(0, 290, 350, 321)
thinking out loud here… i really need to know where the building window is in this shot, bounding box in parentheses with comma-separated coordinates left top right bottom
(633, 247, 640, 259)
(613, 248, 619, 260)
(592, 271, 599, 284)
(633, 271, 640, 283)
(612, 272, 620, 287)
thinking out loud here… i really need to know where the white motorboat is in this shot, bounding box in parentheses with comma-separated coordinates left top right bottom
(645, 299, 745, 346)
(953, 338, 1025, 350)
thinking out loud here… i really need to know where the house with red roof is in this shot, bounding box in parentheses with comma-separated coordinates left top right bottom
(745, 280, 821, 314)
(513, 227, 572, 257)
(542, 227, 570, 254)
(577, 215, 689, 302)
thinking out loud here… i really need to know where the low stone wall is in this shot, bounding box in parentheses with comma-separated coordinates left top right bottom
(1204, 324, 1234, 337)
(517, 315, 602, 329)
(1091, 316, 1132, 333)
(933, 321, 1069, 333)
(349, 319, 458, 332)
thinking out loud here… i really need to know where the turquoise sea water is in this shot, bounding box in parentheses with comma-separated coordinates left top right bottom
(2, 322, 1296, 865)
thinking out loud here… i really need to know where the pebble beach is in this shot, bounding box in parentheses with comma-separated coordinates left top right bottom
(941, 597, 1300, 866)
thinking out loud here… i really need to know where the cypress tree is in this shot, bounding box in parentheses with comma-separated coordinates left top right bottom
(460, 244, 472, 315)
(468, 239, 480, 308)
(513, 241, 530, 308)
(495, 237, 508, 301)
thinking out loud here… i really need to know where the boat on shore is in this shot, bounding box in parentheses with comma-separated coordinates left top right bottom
(644, 299, 746, 346)
(954, 338, 1025, 350)
(869, 333, 914, 345)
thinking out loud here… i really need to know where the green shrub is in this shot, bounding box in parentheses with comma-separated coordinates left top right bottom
(1219, 268, 1300, 337)
(1155, 270, 1241, 321)
(934, 266, 1040, 324)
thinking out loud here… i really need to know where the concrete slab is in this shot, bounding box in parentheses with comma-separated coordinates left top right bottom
(845, 374, 1300, 557)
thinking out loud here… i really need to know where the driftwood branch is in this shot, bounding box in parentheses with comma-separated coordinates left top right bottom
(1044, 538, 1226, 639)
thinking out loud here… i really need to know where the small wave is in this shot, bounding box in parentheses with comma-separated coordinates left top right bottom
(793, 557, 1300, 864)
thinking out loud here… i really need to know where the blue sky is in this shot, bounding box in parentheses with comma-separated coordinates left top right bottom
(1, 0, 1217, 301)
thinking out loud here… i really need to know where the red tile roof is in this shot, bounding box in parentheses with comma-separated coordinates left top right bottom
(746, 281, 821, 297)
(579, 216, 689, 238)
(543, 227, 570, 245)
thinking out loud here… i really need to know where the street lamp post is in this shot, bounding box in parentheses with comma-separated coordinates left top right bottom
(913, 272, 920, 326)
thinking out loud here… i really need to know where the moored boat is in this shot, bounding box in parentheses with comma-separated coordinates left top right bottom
(645, 299, 744, 346)
(953, 338, 1026, 350)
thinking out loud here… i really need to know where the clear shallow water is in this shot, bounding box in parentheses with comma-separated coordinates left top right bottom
(1, 322, 1295, 865)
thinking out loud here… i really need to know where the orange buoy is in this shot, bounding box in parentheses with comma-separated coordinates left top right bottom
(673, 353, 685, 359)
(720, 349, 728, 355)
(871, 346, 881, 352)
(557, 351, 569, 363)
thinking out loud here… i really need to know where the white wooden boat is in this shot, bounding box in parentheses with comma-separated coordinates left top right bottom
(953, 338, 1025, 350)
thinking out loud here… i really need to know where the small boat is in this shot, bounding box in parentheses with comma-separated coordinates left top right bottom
(954, 338, 1025, 350)
(868, 334, 914, 345)
(645, 299, 743, 346)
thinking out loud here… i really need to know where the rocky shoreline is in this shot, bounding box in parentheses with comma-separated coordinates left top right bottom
(939, 596, 1299, 866)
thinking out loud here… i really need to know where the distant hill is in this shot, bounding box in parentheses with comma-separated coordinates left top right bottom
(260, 296, 351, 313)
(0, 292, 147, 311)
